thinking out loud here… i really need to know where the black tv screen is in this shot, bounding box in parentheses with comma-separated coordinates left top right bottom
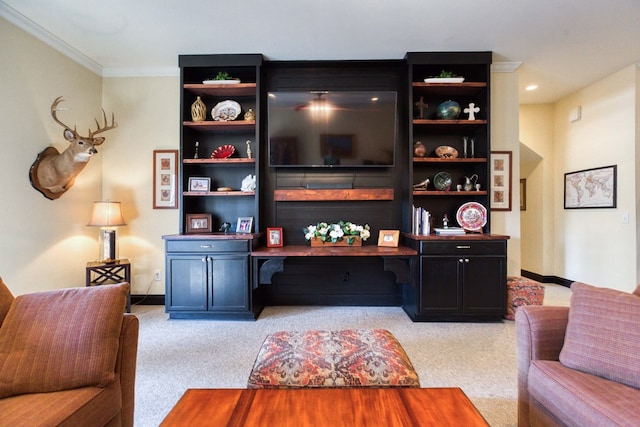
(267, 91, 397, 167)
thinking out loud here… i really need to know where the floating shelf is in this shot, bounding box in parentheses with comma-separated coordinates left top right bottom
(183, 191, 255, 197)
(184, 158, 255, 164)
(183, 83, 256, 97)
(413, 157, 487, 163)
(183, 120, 255, 131)
(413, 190, 487, 196)
(274, 188, 394, 202)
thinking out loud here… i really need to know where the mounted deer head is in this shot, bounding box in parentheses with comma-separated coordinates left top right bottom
(29, 97, 118, 200)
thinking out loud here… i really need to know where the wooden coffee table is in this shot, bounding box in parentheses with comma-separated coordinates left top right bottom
(160, 388, 489, 426)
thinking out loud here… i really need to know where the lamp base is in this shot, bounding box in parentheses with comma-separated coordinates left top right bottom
(99, 229, 118, 263)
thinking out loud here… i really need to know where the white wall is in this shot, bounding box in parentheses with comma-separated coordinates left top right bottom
(0, 18, 102, 294)
(553, 65, 638, 291)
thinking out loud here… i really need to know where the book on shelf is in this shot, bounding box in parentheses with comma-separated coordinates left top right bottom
(434, 227, 466, 235)
(412, 205, 431, 235)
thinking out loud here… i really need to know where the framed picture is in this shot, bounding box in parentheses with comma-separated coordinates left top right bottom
(153, 150, 178, 209)
(377, 230, 400, 247)
(188, 177, 211, 193)
(236, 217, 254, 233)
(490, 151, 512, 211)
(185, 213, 212, 234)
(267, 227, 283, 247)
(520, 179, 527, 211)
(564, 165, 617, 209)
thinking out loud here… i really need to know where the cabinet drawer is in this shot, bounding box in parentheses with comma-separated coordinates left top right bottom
(166, 239, 249, 253)
(419, 240, 505, 255)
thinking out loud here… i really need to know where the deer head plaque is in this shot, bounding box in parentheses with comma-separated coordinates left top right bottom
(29, 97, 118, 200)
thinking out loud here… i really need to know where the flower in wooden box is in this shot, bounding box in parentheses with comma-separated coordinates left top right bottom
(303, 221, 370, 246)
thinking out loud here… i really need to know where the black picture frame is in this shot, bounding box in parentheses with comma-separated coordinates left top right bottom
(564, 165, 617, 209)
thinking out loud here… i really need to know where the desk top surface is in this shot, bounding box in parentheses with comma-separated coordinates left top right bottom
(160, 388, 489, 427)
(251, 245, 417, 257)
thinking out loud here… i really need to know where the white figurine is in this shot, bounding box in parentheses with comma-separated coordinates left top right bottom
(464, 103, 480, 121)
(241, 174, 256, 192)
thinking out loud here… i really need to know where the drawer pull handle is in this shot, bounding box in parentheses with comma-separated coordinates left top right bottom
(456, 245, 471, 249)
(200, 245, 213, 248)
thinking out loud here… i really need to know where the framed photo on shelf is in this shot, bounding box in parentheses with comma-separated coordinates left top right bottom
(236, 217, 254, 233)
(188, 177, 211, 193)
(490, 151, 512, 211)
(185, 213, 212, 234)
(153, 150, 178, 209)
(377, 230, 400, 247)
(267, 227, 283, 247)
(564, 165, 617, 209)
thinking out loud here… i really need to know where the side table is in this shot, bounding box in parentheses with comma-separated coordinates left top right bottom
(86, 259, 131, 312)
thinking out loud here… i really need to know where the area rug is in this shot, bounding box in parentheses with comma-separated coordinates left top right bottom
(247, 329, 420, 388)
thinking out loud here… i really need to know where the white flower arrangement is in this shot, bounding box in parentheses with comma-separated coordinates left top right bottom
(303, 221, 371, 245)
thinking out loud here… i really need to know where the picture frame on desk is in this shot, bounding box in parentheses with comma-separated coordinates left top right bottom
(186, 213, 212, 234)
(267, 227, 283, 247)
(377, 230, 400, 247)
(153, 150, 178, 209)
(236, 217, 253, 233)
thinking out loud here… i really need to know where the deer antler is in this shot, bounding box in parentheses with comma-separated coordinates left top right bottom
(50, 96, 75, 132)
(88, 109, 118, 143)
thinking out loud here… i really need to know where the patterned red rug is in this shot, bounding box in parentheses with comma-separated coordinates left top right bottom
(247, 329, 420, 388)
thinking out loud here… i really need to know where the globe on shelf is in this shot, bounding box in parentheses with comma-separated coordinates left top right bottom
(436, 100, 461, 120)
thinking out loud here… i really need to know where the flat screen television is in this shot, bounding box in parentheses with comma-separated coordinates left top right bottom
(267, 91, 397, 167)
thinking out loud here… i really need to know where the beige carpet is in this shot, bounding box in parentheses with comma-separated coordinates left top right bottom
(132, 284, 571, 426)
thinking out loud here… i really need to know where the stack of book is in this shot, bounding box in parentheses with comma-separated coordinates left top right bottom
(411, 205, 431, 235)
(434, 227, 467, 236)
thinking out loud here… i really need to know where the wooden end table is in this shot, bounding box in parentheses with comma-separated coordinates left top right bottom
(160, 388, 489, 427)
(86, 259, 131, 312)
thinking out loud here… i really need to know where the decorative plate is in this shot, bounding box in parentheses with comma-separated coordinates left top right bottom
(435, 146, 459, 158)
(212, 100, 241, 121)
(456, 202, 487, 231)
(203, 79, 241, 84)
(423, 77, 465, 83)
(433, 172, 452, 191)
(211, 144, 235, 159)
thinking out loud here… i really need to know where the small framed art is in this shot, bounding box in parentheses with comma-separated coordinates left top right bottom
(185, 214, 212, 234)
(490, 151, 512, 211)
(153, 150, 178, 209)
(236, 217, 254, 233)
(377, 230, 400, 247)
(267, 227, 283, 247)
(188, 177, 211, 193)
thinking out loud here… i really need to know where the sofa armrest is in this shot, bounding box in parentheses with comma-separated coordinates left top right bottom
(115, 314, 139, 427)
(515, 305, 569, 427)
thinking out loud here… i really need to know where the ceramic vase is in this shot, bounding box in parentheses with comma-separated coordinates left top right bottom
(191, 96, 207, 122)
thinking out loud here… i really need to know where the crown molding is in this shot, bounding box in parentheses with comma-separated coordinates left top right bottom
(102, 67, 179, 78)
(0, 1, 103, 75)
(492, 62, 522, 73)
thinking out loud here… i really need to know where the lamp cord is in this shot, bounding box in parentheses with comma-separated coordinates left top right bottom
(131, 276, 155, 307)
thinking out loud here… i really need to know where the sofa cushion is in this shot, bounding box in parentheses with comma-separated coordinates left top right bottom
(0, 283, 128, 398)
(0, 277, 14, 327)
(528, 360, 640, 426)
(559, 282, 640, 389)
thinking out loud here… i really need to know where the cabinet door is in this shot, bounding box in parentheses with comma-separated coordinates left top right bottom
(166, 255, 208, 311)
(462, 255, 506, 313)
(208, 254, 249, 311)
(419, 255, 462, 314)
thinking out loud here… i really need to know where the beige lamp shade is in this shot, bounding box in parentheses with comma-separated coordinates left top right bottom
(88, 201, 126, 227)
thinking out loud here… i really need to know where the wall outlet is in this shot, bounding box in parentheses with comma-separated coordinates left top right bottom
(153, 270, 162, 281)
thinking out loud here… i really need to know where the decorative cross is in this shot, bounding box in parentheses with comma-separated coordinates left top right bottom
(464, 103, 480, 120)
(415, 96, 428, 119)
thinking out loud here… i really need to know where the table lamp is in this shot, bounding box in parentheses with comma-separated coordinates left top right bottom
(87, 200, 126, 263)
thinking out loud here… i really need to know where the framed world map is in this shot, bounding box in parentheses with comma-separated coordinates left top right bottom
(564, 165, 616, 209)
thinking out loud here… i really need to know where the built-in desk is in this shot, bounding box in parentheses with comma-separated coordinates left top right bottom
(252, 245, 417, 287)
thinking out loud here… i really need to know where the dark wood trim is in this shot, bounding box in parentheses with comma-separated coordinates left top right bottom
(520, 270, 573, 288)
(131, 294, 165, 305)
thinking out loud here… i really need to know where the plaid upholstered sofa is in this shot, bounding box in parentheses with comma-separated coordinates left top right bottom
(0, 278, 138, 427)
(516, 282, 640, 427)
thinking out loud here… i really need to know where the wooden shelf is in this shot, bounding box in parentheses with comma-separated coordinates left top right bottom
(413, 119, 487, 125)
(183, 120, 255, 131)
(184, 83, 256, 97)
(413, 157, 487, 163)
(184, 158, 255, 164)
(183, 191, 255, 197)
(274, 188, 394, 202)
(413, 190, 487, 196)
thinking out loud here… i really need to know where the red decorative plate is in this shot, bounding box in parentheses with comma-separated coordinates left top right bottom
(211, 144, 235, 159)
(456, 202, 487, 231)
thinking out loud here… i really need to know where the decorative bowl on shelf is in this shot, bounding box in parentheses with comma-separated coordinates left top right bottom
(433, 172, 453, 191)
(435, 146, 459, 158)
(436, 100, 461, 120)
(212, 100, 241, 121)
(211, 144, 235, 159)
(424, 77, 465, 83)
